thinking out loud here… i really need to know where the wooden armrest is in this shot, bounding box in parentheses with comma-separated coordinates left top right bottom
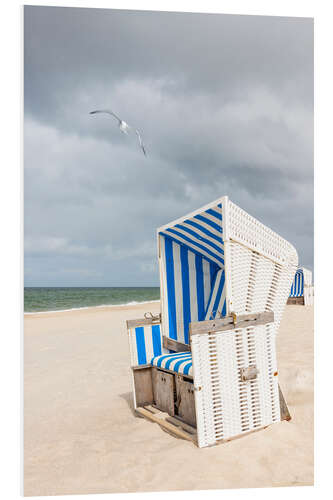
(162, 336, 191, 352)
(189, 311, 274, 337)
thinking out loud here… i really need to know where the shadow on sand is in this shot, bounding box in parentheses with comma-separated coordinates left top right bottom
(119, 391, 144, 418)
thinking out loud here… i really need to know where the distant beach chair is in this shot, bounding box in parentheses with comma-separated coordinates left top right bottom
(126, 196, 297, 447)
(287, 267, 314, 306)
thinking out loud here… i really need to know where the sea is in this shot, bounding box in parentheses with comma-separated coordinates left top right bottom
(24, 287, 160, 313)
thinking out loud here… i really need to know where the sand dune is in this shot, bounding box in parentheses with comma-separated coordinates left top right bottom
(24, 303, 313, 496)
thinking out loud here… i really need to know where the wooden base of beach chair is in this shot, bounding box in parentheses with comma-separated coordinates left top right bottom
(136, 405, 275, 448)
(132, 363, 291, 446)
(132, 364, 197, 429)
(152, 367, 175, 416)
(151, 367, 197, 427)
(133, 376, 291, 446)
(132, 365, 154, 407)
(134, 367, 198, 444)
(175, 375, 196, 427)
(135, 405, 197, 444)
(287, 296, 304, 305)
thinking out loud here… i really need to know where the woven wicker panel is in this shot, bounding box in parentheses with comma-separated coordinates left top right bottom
(191, 334, 216, 447)
(192, 323, 280, 448)
(227, 201, 298, 267)
(228, 241, 297, 329)
(267, 261, 298, 325)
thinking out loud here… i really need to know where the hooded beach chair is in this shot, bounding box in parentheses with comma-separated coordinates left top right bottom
(288, 267, 314, 306)
(126, 196, 297, 447)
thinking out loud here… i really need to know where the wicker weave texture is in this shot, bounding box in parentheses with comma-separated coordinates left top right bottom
(228, 241, 297, 328)
(192, 323, 280, 448)
(227, 201, 298, 267)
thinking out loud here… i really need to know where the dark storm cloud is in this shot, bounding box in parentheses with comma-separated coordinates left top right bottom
(24, 7, 313, 107)
(24, 6, 313, 286)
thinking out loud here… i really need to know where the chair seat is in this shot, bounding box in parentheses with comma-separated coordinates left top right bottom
(151, 352, 193, 377)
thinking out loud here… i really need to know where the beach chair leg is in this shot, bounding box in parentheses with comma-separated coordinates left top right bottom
(279, 384, 291, 421)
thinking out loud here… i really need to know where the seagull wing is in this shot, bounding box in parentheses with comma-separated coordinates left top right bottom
(89, 109, 122, 123)
(135, 129, 147, 156)
(90, 110, 146, 156)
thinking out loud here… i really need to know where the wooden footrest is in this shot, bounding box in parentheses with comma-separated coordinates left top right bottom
(135, 405, 197, 444)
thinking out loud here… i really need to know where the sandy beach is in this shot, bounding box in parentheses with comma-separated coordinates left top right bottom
(24, 302, 313, 496)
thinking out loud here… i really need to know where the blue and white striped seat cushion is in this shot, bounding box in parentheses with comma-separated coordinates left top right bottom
(151, 352, 193, 377)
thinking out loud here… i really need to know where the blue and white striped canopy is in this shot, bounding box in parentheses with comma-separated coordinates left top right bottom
(290, 269, 304, 297)
(159, 203, 224, 268)
(158, 202, 226, 344)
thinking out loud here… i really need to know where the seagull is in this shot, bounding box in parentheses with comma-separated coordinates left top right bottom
(89, 109, 147, 156)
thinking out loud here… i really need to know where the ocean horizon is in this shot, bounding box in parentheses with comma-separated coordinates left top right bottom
(24, 287, 160, 313)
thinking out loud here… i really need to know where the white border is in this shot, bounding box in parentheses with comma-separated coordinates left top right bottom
(2, 1, 328, 500)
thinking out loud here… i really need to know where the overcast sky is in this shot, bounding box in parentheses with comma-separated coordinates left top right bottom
(24, 6, 313, 287)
